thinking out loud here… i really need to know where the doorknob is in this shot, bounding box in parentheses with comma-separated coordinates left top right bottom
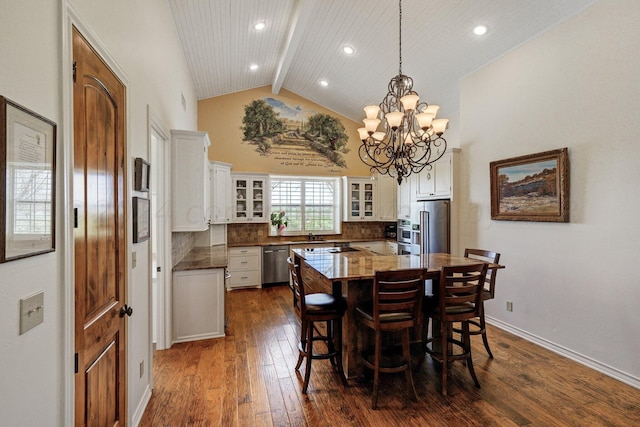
(119, 305, 133, 318)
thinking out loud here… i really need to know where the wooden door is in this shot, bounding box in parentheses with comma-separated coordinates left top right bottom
(73, 28, 127, 427)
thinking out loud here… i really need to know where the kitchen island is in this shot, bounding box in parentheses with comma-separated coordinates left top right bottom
(291, 247, 491, 379)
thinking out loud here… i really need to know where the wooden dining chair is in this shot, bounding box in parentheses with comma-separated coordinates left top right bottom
(424, 263, 487, 396)
(287, 257, 347, 394)
(458, 248, 501, 358)
(356, 269, 425, 409)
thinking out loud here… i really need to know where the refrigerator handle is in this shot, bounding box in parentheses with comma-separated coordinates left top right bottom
(420, 211, 429, 255)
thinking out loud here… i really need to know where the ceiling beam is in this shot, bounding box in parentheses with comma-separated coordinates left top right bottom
(272, 0, 318, 94)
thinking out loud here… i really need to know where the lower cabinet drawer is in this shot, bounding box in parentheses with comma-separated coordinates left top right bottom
(228, 255, 259, 270)
(227, 269, 261, 289)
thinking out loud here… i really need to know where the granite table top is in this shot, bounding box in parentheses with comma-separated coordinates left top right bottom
(173, 245, 228, 271)
(292, 247, 497, 281)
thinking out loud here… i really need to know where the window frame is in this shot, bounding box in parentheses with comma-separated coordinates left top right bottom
(269, 175, 341, 236)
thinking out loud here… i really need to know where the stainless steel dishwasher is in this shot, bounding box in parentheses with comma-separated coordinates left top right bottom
(262, 245, 290, 285)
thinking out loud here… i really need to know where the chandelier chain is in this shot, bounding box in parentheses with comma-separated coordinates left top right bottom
(398, 0, 402, 75)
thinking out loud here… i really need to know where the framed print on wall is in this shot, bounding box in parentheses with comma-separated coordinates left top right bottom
(490, 148, 569, 222)
(132, 197, 150, 243)
(0, 96, 57, 262)
(134, 157, 150, 192)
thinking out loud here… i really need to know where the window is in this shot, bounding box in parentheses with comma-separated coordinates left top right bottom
(270, 176, 341, 235)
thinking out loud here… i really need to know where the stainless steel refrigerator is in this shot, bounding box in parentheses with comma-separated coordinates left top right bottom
(419, 200, 450, 254)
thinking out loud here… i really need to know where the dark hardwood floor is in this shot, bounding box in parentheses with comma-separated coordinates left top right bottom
(140, 285, 640, 426)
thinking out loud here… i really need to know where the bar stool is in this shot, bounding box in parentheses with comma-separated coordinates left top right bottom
(458, 249, 501, 358)
(287, 257, 347, 394)
(424, 263, 487, 396)
(356, 269, 425, 409)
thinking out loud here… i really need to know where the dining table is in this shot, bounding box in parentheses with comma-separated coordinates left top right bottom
(291, 247, 505, 380)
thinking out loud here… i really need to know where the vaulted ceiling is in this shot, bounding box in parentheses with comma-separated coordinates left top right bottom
(168, 0, 597, 123)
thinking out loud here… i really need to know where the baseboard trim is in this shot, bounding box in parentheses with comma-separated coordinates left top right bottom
(131, 385, 152, 427)
(487, 316, 640, 390)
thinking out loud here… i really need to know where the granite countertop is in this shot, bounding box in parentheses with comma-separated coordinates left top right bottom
(173, 245, 228, 271)
(227, 238, 397, 248)
(291, 248, 484, 281)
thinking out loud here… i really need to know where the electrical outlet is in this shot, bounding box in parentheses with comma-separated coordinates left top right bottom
(140, 360, 144, 378)
(506, 301, 513, 312)
(132, 251, 137, 268)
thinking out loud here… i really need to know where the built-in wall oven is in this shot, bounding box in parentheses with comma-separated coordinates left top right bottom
(397, 219, 412, 244)
(397, 242, 413, 255)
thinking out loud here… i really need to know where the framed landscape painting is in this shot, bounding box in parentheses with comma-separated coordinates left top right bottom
(490, 148, 569, 222)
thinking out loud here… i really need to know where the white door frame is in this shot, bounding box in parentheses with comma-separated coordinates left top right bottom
(148, 107, 172, 351)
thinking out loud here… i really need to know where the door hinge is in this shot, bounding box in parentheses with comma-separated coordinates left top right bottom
(74, 208, 78, 228)
(72, 61, 77, 83)
(74, 353, 78, 374)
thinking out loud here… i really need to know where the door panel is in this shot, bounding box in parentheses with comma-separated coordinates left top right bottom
(73, 27, 127, 427)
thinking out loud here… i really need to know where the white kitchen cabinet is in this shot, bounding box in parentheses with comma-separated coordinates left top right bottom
(397, 173, 416, 220)
(232, 174, 269, 222)
(385, 241, 398, 255)
(415, 149, 459, 200)
(210, 161, 232, 224)
(172, 268, 225, 343)
(227, 246, 262, 289)
(351, 241, 386, 254)
(375, 174, 397, 221)
(171, 130, 211, 231)
(342, 177, 376, 221)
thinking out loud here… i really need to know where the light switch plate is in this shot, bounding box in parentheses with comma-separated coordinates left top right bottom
(20, 291, 44, 335)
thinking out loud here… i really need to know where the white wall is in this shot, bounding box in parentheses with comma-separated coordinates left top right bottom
(0, 1, 63, 425)
(0, 0, 198, 425)
(459, 0, 640, 386)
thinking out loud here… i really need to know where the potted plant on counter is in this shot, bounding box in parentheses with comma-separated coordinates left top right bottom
(270, 211, 288, 236)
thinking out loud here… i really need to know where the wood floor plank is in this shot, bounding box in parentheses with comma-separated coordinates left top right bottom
(140, 285, 640, 427)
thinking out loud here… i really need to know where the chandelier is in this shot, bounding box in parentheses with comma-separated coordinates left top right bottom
(357, 0, 448, 185)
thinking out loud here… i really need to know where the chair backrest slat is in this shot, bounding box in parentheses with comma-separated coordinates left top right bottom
(287, 257, 306, 318)
(438, 263, 487, 321)
(373, 270, 425, 326)
(464, 249, 500, 298)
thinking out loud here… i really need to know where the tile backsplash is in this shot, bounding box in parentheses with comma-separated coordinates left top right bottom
(227, 221, 391, 245)
(171, 232, 195, 267)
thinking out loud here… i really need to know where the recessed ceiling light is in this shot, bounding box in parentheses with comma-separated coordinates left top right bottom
(319, 80, 329, 87)
(254, 21, 266, 30)
(342, 45, 354, 55)
(249, 64, 259, 71)
(473, 25, 488, 36)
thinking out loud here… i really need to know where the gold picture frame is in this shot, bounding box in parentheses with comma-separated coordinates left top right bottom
(0, 96, 57, 262)
(490, 148, 569, 222)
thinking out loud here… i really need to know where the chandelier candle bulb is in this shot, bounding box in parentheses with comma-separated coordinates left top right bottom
(423, 104, 440, 116)
(432, 118, 449, 135)
(364, 105, 381, 119)
(363, 118, 380, 133)
(385, 111, 404, 129)
(400, 94, 419, 111)
(415, 112, 434, 129)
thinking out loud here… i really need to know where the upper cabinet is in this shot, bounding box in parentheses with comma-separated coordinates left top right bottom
(375, 174, 397, 221)
(232, 173, 269, 222)
(342, 177, 376, 221)
(415, 148, 459, 200)
(210, 161, 232, 224)
(171, 130, 211, 232)
(397, 173, 416, 220)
